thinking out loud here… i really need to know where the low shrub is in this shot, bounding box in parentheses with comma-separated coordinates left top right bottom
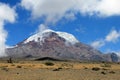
(53, 67, 62, 71)
(44, 62, 54, 66)
(101, 63, 111, 68)
(101, 71, 106, 75)
(1, 67, 9, 72)
(102, 68, 108, 70)
(92, 67, 100, 71)
(11, 64, 15, 66)
(61, 63, 73, 68)
(109, 71, 115, 74)
(16, 65, 22, 68)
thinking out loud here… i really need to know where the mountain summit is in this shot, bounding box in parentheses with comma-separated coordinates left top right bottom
(6, 29, 119, 62)
(23, 29, 79, 45)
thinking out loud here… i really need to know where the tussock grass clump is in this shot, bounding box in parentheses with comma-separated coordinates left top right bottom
(44, 62, 54, 66)
(92, 67, 100, 71)
(102, 68, 108, 70)
(83, 66, 88, 69)
(1, 67, 9, 72)
(61, 63, 73, 68)
(101, 71, 106, 75)
(101, 63, 111, 68)
(109, 71, 115, 74)
(53, 68, 60, 71)
(16, 65, 22, 68)
(53, 67, 62, 71)
(84, 67, 88, 69)
(16, 72, 19, 75)
(11, 64, 15, 66)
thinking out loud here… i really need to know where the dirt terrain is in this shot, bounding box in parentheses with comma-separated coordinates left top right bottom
(0, 60, 120, 80)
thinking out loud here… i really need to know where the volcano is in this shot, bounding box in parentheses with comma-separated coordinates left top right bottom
(5, 29, 119, 62)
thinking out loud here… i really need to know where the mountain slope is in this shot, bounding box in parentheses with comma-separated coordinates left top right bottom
(5, 29, 119, 62)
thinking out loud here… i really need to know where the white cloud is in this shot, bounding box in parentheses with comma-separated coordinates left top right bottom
(96, 0, 120, 17)
(0, 3, 17, 23)
(21, 0, 76, 24)
(116, 51, 120, 57)
(0, 3, 17, 57)
(91, 40, 105, 49)
(38, 24, 48, 33)
(91, 28, 120, 49)
(64, 12, 76, 21)
(105, 29, 120, 43)
(21, 0, 120, 24)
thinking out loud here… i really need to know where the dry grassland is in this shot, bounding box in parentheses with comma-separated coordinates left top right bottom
(0, 60, 120, 80)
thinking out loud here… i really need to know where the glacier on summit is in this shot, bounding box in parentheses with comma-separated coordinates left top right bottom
(24, 29, 79, 45)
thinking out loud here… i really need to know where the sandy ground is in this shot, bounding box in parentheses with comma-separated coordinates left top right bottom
(0, 61, 120, 80)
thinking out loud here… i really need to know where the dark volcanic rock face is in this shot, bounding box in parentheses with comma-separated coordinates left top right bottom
(110, 53, 119, 62)
(5, 29, 119, 62)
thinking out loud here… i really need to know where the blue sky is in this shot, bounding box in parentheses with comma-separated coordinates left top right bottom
(0, 0, 120, 55)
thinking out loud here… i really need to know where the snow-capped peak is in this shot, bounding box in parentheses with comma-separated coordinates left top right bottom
(56, 31, 79, 44)
(24, 29, 79, 45)
(41, 29, 54, 33)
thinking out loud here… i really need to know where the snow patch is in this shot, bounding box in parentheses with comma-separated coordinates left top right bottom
(24, 29, 79, 45)
(56, 32, 79, 45)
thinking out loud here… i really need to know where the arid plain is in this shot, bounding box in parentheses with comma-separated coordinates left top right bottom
(0, 60, 120, 80)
